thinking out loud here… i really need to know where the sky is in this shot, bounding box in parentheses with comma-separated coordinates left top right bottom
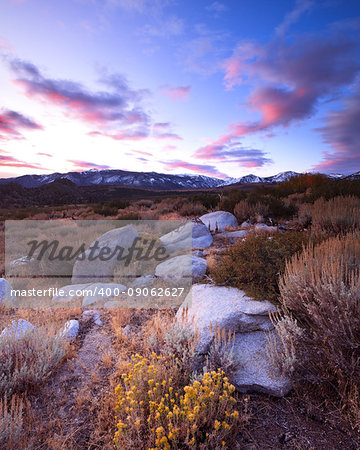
(0, 0, 360, 180)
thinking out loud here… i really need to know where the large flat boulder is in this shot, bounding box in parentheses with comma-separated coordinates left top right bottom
(72, 225, 138, 284)
(175, 284, 291, 397)
(155, 255, 207, 284)
(160, 219, 213, 253)
(176, 284, 276, 352)
(199, 211, 238, 232)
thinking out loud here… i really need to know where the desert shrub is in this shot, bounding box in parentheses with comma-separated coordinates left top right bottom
(92, 204, 119, 216)
(208, 231, 311, 301)
(118, 212, 140, 220)
(294, 203, 312, 229)
(0, 394, 28, 448)
(274, 233, 360, 427)
(107, 199, 131, 209)
(0, 327, 68, 395)
(189, 193, 219, 210)
(219, 190, 247, 213)
(234, 200, 269, 223)
(178, 201, 206, 217)
(311, 195, 360, 235)
(114, 353, 247, 449)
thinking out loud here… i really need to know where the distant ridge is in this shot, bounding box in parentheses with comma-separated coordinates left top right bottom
(0, 168, 356, 191)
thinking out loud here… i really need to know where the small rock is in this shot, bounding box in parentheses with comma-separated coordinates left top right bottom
(240, 221, 251, 229)
(130, 275, 155, 288)
(122, 325, 132, 336)
(0, 278, 17, 307)
(60, 319, 79, 340)
(254, 223, 278, 233)
(82, 310, 103, 326)
(217, 230, 248, 239)
(1, 319, 35, 339)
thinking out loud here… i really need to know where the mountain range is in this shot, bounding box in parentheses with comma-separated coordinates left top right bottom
(0, 169, 358, 191)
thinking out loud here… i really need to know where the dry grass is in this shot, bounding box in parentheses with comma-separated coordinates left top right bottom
(311, 195, 360, 235)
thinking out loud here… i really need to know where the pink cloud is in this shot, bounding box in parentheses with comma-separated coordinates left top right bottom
(162, 85, 191, 101)
(37, 152, 53, 157)
(68, 160, 112, 170)
(195, 27, 360, 171)
(0, 155, 47, 170)
(0, 109, 43, 141)
(162, 160, 227, 178)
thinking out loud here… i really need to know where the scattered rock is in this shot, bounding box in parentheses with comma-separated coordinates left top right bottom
(10, 255, 36, 267)
(254, 223, 278, 233)
(60, 319, 80, 341)
(160, 219, 213, 253)
(199, 211, 238, 232)
(232, 330, 292, 397)
(82, 310, 103, 326)
(130, 275, 155, 288)
(217, 230, 248, 239)
(1, 319, 35, 339)
(72, 225, 139, 284)
(155, 255, 207, 283)
(0, 278, 17, 307)
(122, 324, 132, 336)
(240, 221, 251, 229)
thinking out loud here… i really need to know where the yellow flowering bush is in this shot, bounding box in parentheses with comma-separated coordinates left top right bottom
(114, 353, 248, 449)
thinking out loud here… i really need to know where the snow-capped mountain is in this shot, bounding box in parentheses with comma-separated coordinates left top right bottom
(0, 168, 355, 190)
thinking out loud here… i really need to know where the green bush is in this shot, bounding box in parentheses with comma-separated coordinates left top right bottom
(208, 231, 311, 301)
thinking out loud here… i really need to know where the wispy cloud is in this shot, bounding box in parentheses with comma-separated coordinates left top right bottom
(68, 159, 112, 170)
(0, 109, 43, 141)
(162, 160, 227, 178)
(275, 0, 314, 36)
(161, 85, 191, 101)
(195, 141, 273, 168)
(9, 58, 151, 139)
(206, 2, 228, 16)
(0, 155, 47, 170)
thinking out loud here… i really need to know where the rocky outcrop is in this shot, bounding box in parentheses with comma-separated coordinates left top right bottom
(199, 211, 238, 232)
(176, 284, 291, 397)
